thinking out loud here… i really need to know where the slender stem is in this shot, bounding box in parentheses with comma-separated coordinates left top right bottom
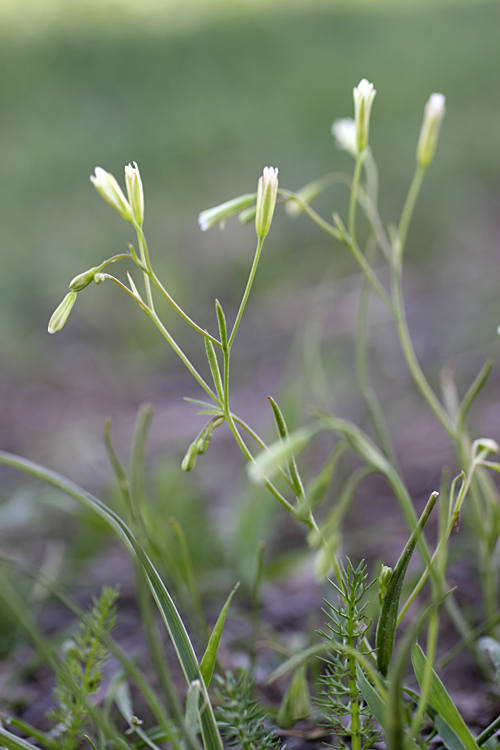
(279, 188, 393, 312)
(347, 586, 360, 750)
(135, 224, 155, 311)
(148, 268, 222, 348)
(390, 261, 457, 439)
(348, 153, 363, 245)
(106, 275, 220, 405)
(410, 608, 439, 738)
(397, 165, 426, 260)
(356, 241, 397, 463)
(228, 236, 264, 347)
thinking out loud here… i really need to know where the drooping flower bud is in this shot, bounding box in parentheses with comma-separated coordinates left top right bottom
(331, 117, 358, 158)
(69, 266, 100, 292)
(255, 166, 279, 240)
(90, 167, 133, 222)
(416, 93, 446, 168)
(124, 162, 145, 226)
(353, 79, 376, 154)
(197, 194, 256, 231)
(48, 291, 77, 334)
(181, 441, 198, 472)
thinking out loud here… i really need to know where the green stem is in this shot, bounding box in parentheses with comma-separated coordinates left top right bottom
(347, 588, 360, 750)
(397, 165, 426, 260)
(229, 236, 264, 347)
(147, 268, 222, 349)
(135, 224, 155, 311)
(356, 242, 397, 463)
(106, 275, 220, 405)
(390, 261, 456, 439)
(348, 153, 363, 245)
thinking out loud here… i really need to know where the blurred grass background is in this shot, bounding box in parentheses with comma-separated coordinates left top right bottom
(0, 0, 499, 527)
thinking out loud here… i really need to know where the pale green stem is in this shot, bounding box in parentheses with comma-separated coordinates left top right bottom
(356, 242, 397, 464)
(106, 274, 220, 405)
(228, 236, 264, 347)
(397, 164, 426, 260)
(134, 223, 155, 311)
(410, 608, 439, 738)
(147, 268, 222, 348)
(391, 261, 457, 439)
(348, 153, 363, 245)
(279, 188, 393, 312)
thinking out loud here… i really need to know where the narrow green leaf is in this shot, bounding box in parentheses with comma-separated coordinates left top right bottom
(200, 584, 239, 687)
(355, 664, 386, 728)
(434, 715, 471, 750)
(205, 339, 224, 402)
(0, 726, 44, 750)
(248, 426, 317, 484)
(376, 491, 439, 676)
(457, 360, 493, 433)
(268, 396, 304, 499)
(411, 644, 480, 750)
(215, 300, 228, 351)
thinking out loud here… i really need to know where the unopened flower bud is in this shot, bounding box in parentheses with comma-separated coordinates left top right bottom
(378, 564, 393, 605)
(69, 266, 100, 292)
(353, 79, 376, 154)
(124, 162, 144, 226)
(48, 292, 77, 334)
(416, 93, 446, 168)
(94, 273, 106, 285)
(255, 166, 279, 240)
(198, 194, 256, 232)
(181, 441, 198, 472)
(331, 117, 357, 158)
(90, 167, 133, 222)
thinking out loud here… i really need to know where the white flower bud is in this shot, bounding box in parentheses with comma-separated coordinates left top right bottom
(198, 194, 256, 231)
(90, 167, 133, 222)
(255, 166, 279, 240)
(124, 162, 144, 226)
(416, 93, 446, 168)
(48, 291, 77, 334)
(331, 117, 357, 158)
(353, 79, 376, 154)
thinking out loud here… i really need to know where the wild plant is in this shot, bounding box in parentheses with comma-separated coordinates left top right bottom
(1, 76, 500, 750)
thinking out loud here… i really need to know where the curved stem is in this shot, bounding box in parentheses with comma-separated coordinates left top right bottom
(106, 275, 220, 405)
(134, 224, 155, 311)
(397, 165, 426, 260)
(228, 236, 264, 347)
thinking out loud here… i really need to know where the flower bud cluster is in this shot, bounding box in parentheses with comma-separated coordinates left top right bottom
(90, 163, 144, 227)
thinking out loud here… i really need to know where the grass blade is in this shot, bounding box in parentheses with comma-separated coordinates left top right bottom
(200, 583, 239, 687)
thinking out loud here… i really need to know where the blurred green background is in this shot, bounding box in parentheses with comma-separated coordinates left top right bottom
(0, 0, 499, 510)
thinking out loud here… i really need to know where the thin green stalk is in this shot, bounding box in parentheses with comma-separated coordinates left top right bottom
(397, 165, 426, 260)
(105, 274, 220, 405)
(228, 236, 264, 347)
(347, 587, 361, 750)
(356, 241, 397, 464)
(410, 608, 439, 738)
(348, 153, 363, 245)
(148, 267, 222, 349)
(390, 262, 457, 439)
(135, 224, 155, 311)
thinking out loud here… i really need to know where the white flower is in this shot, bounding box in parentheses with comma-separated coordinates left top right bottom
(255, 166, 279, 240)
(90, 167, 133, 222)
(124, 162, 144, 226)
(416, 93, 446, 168)
(331, 117, 357, 158)
(353, 78, 376, 154)
(197, 193, 256, 231)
